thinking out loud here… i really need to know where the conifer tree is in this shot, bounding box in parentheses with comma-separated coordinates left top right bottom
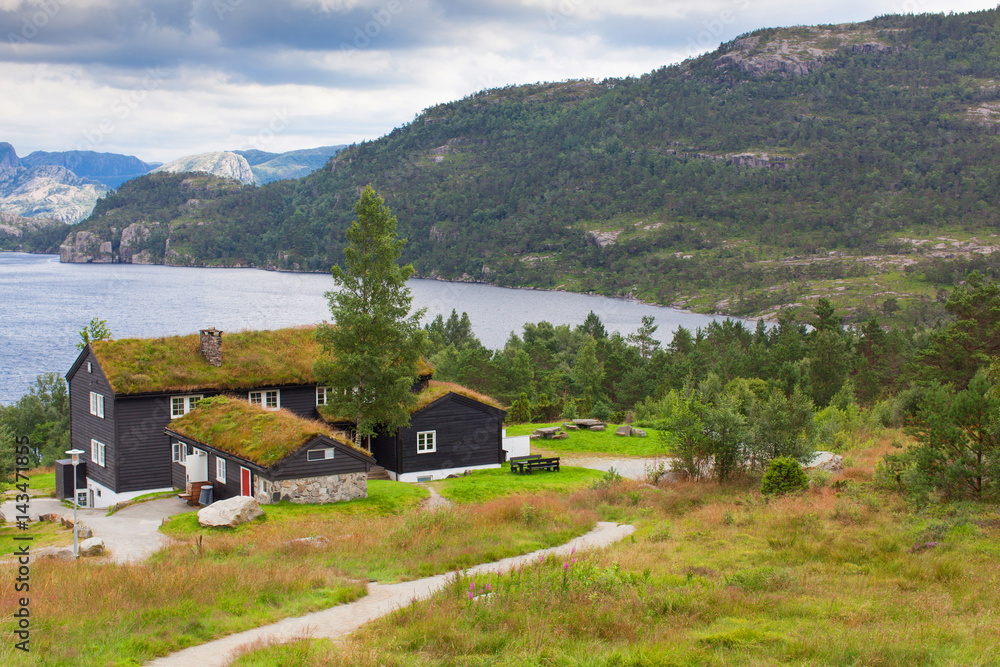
(314, 185, 426, 443)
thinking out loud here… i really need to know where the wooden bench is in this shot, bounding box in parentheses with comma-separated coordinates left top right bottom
(513, 456, 560, 474)
(509, 454, 540, 473)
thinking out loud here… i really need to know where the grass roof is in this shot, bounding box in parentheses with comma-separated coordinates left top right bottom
(167, 395, 364, 467)
(412, 381, 506, 412)
(90, 326, 435, 395)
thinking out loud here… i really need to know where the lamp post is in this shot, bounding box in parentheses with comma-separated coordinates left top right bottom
(66, 449, 84, 558)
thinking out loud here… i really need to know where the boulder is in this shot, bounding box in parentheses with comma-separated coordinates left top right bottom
(615, 425, 632, 437)
(38, 513, 61, 523)
(534, 426, 562, 438)
(197, 496, 265, 528)
(589, 425, 606, 432)
(806, 451, 844, 473)
(79, 537, 105, 557)
(633, 429, 647, 438)
(573, 419, 604, 428)
(562, 423, 579, 430)
(552, 432, 569, 440)
(34, 547, 75, 561)
(77, 523, 93, 540)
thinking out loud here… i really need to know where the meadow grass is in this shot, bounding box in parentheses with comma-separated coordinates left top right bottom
(0, 482, 595, 666)
(505, 422, 670, 457)
(433, 465, 604, 503)
(234, 438, 1000, 666)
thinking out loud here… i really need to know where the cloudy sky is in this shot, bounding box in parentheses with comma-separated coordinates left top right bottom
(1, 0, 995, 164)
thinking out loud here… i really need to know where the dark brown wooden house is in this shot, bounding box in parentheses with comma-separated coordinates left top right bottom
(166, 396, 375, 504)
(66, 326, 504, 507)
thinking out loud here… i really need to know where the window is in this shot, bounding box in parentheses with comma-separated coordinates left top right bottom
(416, 431, 436, 453)
(171, 395, 203, 418)
(216, 457, 227, 482)
(316, 386, 329, 406)
(90, 439, 106, 467)
(249, 389, 280, 410)
(307, 448, 335, 461)
(87, 361, 92, 373)
(89, 391, 104, 418)
(171, 441, 187, 463)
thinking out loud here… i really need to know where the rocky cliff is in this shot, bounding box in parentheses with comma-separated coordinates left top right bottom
(152, 151, 256, 185)
(713, 28, 891, 78)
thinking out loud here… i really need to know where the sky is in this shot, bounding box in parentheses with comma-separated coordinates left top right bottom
(1, 0, 996, 164)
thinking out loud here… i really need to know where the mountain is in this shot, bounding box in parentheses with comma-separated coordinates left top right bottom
(0, 211, 69, 253)
(234, 145, 345, 183)
(152, 151, 257, 185)
(0, 142, 110, 223)
(59, 9, 1000, 321)
(20, 150, 154, 188)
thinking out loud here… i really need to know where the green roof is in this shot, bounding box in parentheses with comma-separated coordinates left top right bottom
(167, 395, 365, 467)
(318, 379, 505, 423)
(89, 326, 434, 395)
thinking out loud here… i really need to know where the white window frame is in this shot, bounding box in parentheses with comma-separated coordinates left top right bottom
(90, 438, 106, 467)
(170, 394, 203, 419)
(171, 441, 187, 463)
(87, 361, 92, 373)
(249, 389, 280, 410)
(307, 448, 335, 461)
(316, 386, 329, 406)
(216, 457, 227, 482)
(416, 431, 436, 453)
(89, 391, 104, 418)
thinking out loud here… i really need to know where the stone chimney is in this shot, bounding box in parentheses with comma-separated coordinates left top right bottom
(199, 328, 223, 367)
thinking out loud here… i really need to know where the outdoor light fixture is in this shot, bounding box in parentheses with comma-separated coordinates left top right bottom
(66, 449, 85, 558)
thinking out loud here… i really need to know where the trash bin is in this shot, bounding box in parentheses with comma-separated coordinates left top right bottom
(198, 485, 214, 505)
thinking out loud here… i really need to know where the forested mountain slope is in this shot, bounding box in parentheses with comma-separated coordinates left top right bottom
(62, 9, 1000, 321)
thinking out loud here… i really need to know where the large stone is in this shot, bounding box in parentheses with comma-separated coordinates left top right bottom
(77, 523, 93, 540)
(562, 423, 579, 430)
(806, 451, 844, 473)
(38, 513, 61, 523)
(197, 496, 265, 528)
(615, 425, 632, 437)
(79, 537, 105, 557)
(35, 547, 75, 561)
(573, 419, 604, 428)
(633, 429, 647, 438)
(589, 425, 606, 432)
(534, 427, 562, 438)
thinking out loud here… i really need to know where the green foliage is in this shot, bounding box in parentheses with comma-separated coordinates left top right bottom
(314, 186, 427, 439)
(760, 456, 809, 495)
(77, 317, 111, 350)
(0, 372, 70, 466)
(507, 392, 532, 424)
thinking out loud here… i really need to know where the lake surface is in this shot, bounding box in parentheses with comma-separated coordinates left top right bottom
(0, 253, 742, 405)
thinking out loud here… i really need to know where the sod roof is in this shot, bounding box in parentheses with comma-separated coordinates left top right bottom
(317, 380, 505, 423)
(88, 326, 434, 395)
(166, 395, 366, 467)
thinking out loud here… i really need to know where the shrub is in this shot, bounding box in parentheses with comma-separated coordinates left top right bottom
(760, 457, 809, 495)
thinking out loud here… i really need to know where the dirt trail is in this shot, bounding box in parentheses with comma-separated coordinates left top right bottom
(144, 521, 635, 667)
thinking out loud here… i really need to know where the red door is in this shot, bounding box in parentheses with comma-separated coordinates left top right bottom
(240, 467, 252, 496)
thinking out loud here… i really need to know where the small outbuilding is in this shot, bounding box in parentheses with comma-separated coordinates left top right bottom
(165, 395, 376, 505)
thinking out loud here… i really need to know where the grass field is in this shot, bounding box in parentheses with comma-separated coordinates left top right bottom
(0, 480, 595, 667)
(433, 465, 604, 503)
(505, 422, 670, 457)
(229, 432, 1000, 666)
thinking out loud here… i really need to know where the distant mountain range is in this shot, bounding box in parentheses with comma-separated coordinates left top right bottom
(0, 143, 344, 223)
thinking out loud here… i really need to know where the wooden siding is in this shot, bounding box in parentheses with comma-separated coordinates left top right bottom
(115, 396, 175, 493)
(370, 433, 398, 473)
(170, 449, 187, 489)
(273, 385, 322, 420)
(68, 348, 116, 491)
(208, 450, 244, 502)
(396, 394, 503, 474)
(270, 437, 372, 480)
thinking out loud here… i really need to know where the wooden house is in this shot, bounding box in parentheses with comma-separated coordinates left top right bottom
(66, 326, 505, 507)
(165, 396, 375, 504)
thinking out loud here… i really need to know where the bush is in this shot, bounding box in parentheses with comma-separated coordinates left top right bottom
(760, 457, 809, 495)
(591, 401, 611, 422)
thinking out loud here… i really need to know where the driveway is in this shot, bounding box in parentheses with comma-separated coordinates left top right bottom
(559, 454, 676, 482)
(2, 496, 198, 563)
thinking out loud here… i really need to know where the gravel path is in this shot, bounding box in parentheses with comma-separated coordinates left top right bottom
(144, 521, 636, 667)
(559, 454, 675, 482)
(0, 496, 198, 564)
(419, 483, 453, 511)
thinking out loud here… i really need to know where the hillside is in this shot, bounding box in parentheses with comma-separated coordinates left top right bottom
(0, 143, 110, 223)
(61, 9, 1000, 321)
(20, 150, 155, 188)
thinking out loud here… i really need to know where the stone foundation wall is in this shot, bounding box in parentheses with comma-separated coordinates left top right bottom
(256, 472, 368, 505)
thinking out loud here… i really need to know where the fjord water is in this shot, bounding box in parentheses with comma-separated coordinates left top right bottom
(0, 252, 735, 404)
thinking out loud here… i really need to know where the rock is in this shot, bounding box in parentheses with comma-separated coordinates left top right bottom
(586, 230, 621, 248)
(615, 425, 632, 437)
(573, 419, 604, 428)
(77, 523, 93, 540)
(633, 429, 647, 438)
(551, 432, 569, 440)
(806, 451, 844, 472)
(289, 536, 330, 548)
(529, 433, 541, 440)
(0, 509, 5, 523)
(152, 151, 256, 185)
(589, 425, 606, 432)
(60, 229, 115, 263)
(34, 547, 75, 561)
(197, 496, 265, 528)
(79, 537, 105, 557)
(562, 423, 579, 430)
(38, 513, 61, 523)
(118, 222, 151, 263)
(534, 427, 562, 438)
